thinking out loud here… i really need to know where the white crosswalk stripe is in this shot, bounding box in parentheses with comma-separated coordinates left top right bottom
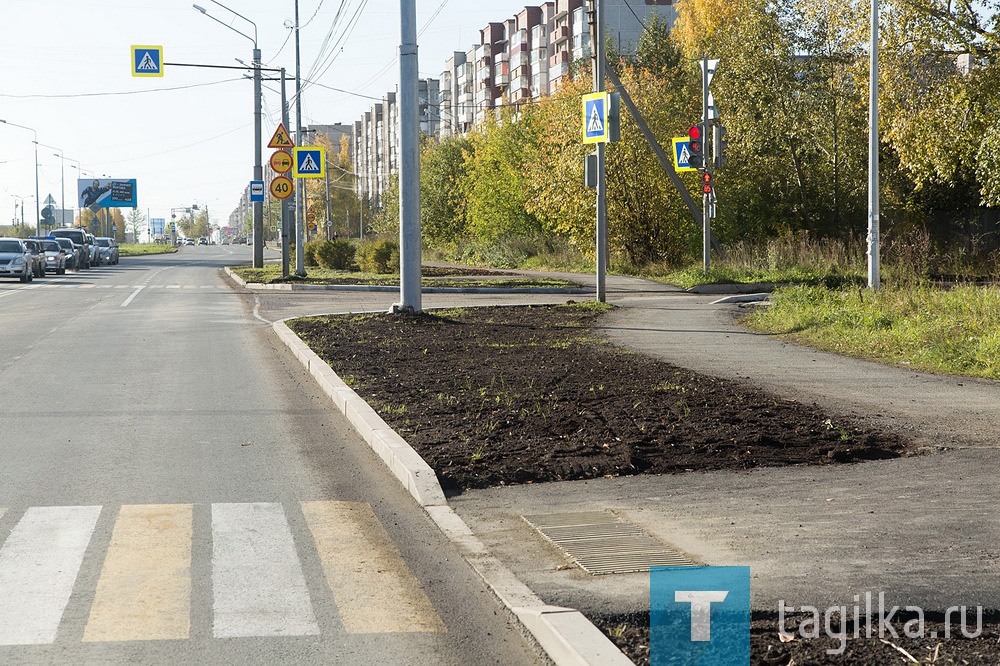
(0, 502, 443, 646)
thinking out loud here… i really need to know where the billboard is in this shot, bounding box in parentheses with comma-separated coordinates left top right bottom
(77, 178, 138, 211)
(150, 218, 166, 236)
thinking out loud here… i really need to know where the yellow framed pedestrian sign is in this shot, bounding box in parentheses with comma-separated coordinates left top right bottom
(671, 137, 698, 172)
(293, 147, 326, 179)
(131, 46, 163, 77)
(582, 92, 609, 144)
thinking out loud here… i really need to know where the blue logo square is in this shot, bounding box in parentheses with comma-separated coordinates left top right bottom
(650, 566, 750, 666)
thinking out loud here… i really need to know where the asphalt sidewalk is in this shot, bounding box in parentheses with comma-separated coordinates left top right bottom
(448, 274, 1000, 618)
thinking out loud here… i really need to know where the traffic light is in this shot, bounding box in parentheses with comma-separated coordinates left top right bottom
(713, 124, 728, 169)
(701, 171, 713, 195)
(687, 124, 704, 169)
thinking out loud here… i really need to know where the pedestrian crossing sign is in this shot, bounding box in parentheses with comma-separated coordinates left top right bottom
(293, 147, 326, 179)
(582, 92, 609, 144)
(671, 137, 698, 172)
(131, 45, 163, 77)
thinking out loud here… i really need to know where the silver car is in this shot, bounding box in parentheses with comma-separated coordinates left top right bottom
(0, 238, 33, 282)
(41, 239, 67, 275)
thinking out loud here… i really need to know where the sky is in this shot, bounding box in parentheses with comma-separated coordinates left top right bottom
(0, 0, 531, 229)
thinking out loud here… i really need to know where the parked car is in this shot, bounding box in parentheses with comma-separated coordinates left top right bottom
(49, 228, 91, 268)
(22, 239, 46, 277)
(0, 238, 33, 282)
(40, 239, 67, 275)
(51, 236, 81, 269)
(95, 237, 119, 265)
(86, 233, 100, 267)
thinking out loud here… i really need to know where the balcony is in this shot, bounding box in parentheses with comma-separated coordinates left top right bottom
(549, 50, 570, 67)
(553, 25, 570, 43)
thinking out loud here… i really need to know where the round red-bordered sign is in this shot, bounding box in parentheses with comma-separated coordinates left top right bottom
(270, 150, 293, 174)
(269, 176, 293, 199)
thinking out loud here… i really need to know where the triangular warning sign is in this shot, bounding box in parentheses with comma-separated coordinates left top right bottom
(137, 52, 158, 71)
(268, 123, 295, 149)
(298, 154, 319, 173)
(679, 146, 691, 164)
(587, 105, 604, 133)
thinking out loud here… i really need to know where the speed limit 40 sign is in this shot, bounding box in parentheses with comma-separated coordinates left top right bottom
(270, 176, 293, 200)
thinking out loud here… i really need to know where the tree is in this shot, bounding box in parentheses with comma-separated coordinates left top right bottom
(420, 134, 471, 244)
(125, 208, 146, 242)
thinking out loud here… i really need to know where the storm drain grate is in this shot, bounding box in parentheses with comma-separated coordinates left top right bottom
(522, 511, 696, 575)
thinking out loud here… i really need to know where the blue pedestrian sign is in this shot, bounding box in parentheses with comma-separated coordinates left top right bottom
(671, 137, 698, 172)
(249, 180, 265, 202)
(131, 45, 163, 78)
(293, 147, 326, 179)
(581, 92, 609, 144)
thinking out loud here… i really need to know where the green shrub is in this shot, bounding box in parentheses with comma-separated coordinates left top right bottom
(303, 239, 324, 266)
(356, 238, 400, 274)
(315, 239, 356, 270)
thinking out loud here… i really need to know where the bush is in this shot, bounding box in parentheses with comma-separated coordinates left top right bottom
(303, 239, 324, 266)
(315, 239, 356, 270)
(356, 238, 400, 274)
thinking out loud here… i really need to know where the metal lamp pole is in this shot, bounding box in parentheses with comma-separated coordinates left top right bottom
(193, 1, 262, 268)
(0, 119, 41, 237)
(867, 0, 881, 289)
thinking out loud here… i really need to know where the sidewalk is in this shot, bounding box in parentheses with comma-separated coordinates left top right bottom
(448, 275, 1000, 617)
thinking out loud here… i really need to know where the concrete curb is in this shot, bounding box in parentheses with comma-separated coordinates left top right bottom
(272, 317, 632, 666)
(224, 265, 590, 295)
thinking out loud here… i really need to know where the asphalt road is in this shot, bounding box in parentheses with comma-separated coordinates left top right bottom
(0, 246, 542, 665)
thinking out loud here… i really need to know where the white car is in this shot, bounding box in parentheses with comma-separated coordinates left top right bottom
(0, 238, 33, 282)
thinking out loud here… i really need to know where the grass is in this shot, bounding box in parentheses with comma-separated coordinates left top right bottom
(743, 283, 1000, 380)
(119, 243, 178, 256)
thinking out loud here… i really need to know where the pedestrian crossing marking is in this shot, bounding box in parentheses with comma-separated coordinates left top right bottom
(83, 505, 193, 642)
(293, 147, 326, 178)
(211, 503, 320, 638)
(0, 506, 102, 645)
(302, 501, 445, 634)
(299, 154, 319, 172)
(0, 502, 442, 646)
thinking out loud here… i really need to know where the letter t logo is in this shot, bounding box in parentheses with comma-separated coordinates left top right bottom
(675, 590, 729, 641)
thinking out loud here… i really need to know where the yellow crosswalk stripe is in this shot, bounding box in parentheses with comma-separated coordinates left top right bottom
(302, 500, 445, 634)
(83, 505, 193, 642)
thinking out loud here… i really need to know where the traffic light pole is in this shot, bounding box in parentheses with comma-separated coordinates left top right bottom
(702, 56, 711, 273)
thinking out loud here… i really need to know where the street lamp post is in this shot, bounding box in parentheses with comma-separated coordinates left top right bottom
(68, 160, 92, 227)
(193, 1, 263, 268)
(37, 143, 65, 228)
(0, 119, 41, 237)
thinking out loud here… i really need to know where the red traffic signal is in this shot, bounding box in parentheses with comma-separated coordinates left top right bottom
(701, 171, 713, 194)
(687, 125, 704, 168)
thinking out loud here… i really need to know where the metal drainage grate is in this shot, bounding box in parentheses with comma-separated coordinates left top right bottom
(522, 510, 696, 575)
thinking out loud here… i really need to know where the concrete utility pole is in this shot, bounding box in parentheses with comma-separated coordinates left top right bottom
(592, 0, 608, 303)
(868, 0, 881, 289)
(397, 0, 421, 312)
(252, 44, 264, 268)
(294, 0, 306, 277)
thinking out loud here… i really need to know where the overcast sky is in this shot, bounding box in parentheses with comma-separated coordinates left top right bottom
(0, 0, 530, 227)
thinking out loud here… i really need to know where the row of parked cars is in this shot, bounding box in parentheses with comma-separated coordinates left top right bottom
(0, 228, 120, 282)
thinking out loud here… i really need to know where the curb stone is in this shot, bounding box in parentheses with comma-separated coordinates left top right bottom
(272, 317, 633, 666)
(224, 266, 591, 294)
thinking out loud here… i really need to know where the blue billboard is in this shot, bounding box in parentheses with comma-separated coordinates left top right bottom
(77, 178, 138, 211)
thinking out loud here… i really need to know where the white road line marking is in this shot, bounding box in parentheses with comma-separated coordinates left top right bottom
(121, 285, 144, 308)
(211, 503, 319, 638)
(0, 506, 102, 645)
(252, 294, 272, 324)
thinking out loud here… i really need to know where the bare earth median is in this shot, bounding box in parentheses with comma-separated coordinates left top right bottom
(288, 303, 1000, 664)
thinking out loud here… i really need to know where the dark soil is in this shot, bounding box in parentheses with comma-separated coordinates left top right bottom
(288, 303, 908, 493)
(286, 303, 1000, 664)
(592, 610, 1000, 666)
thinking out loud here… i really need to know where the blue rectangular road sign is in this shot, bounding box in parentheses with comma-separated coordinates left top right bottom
(671, 138, 698, 173)
(131, 45, 163, 77)
(293, 147, 326, 179)
(249, 180, 265, 202)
